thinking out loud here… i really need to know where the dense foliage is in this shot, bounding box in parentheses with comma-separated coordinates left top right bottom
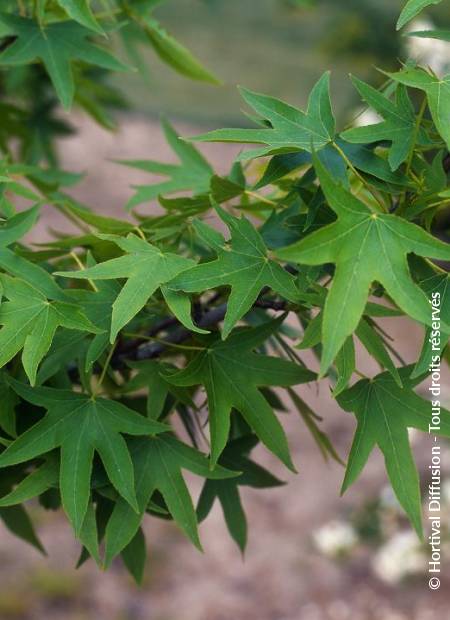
(0, 0, 448, 583)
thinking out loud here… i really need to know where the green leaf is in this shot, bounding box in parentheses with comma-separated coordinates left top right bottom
(122, 360, 196, 420)
(342, 79, 422, 170)
(198, 435, 283, 552)
(355, 318, 402, 387)
(412, 273, 449, 377)
(210, 173, 246, 204)
(121, 527, 147, 584)
(288, 389, 343, 464)
(76, 498, 110, 569)
(37, 255, 120, 384)
(192, 217, 226, 251)
(277, 154, 450, 375)
(0, 249, 67, 300)
(0, 504, 45, 554)
(0, 205, 40, 247)
(0, 14, 129, 110)
(0, 456, 58, 507)
(104, 434, 237, 564)
(166, 320, 316, 468)
(1, 380, 169, 535)
(65, 277, 121, 372)
(212, 481, 247, 551)
(56, 233, 197, 342)
(119, 119, 213, 210)
(407, 29, 450, 41)
(253, 141, 410, 190)
(161, 285, 209, 334)
(189, 73, 335, 157)
(397, 0, 443, 30)
(36, 0, 48, 23)
(0, 275, 101, 385)
(54, 194, 136, 235)
(170, 208, 300, 338)
(36, 330, 88, 386)
(0, 371, 17, 437)
(299, 302, 402, 386)
(144, 17, 220, 84)
(333, 337, 355, 396)
(337, 369, 450, 535)
(56, 0, 103, 34)
(56, 252, 122, 375)
(387, 69, 450, 151)
(78, 500, 101, 567)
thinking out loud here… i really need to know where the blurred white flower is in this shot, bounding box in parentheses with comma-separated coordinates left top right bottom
(372, 531, 425, 584)
(312, 520, 358, 558)
(408, 427, 420, 445)
(405, 18, 450, 76)
(353, 108, 382, 128)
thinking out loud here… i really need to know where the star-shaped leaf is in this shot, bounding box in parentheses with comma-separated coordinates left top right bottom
(0, 275, 101, 385)
(342, 78, 424, 170)
(119, 119, 213, 210)
(0, 14, 128, 110)
(189, 72, 335, 158)
(103, 434, 237, 564)
(197, 435, 284, 552)
(56, 233, 197, 342)
(166, 319, 316, 469)
(387, 68, 450, 151)
(170, 208, 301, 338)
(277, 154, 450, 375)
(1, 380, 169, 535)
(337, 369, 450, 535)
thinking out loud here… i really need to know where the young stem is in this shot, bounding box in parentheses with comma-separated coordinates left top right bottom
(397, 97, 428, 216)
(245, 190, 280, 208)
(134, 227, 146, 241)
(70, 252, 99, 292)
(354, 369, 369, 380)
(332, 142, 387, 212)
(17, 0, 26, 16)
(122, 332, 205, 352)
(406, 97, 428, 177)
(93, 343, 117, 397)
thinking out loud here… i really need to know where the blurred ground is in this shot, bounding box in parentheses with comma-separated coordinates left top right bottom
(7, 116, 450, 619)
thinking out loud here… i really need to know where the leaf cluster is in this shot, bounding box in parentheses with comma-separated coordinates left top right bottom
(0, 0, 447, 583)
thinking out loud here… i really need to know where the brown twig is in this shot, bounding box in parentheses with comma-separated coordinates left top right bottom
(111, 297, 289, 368)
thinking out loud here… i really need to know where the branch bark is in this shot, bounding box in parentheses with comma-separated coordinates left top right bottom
(111, 297, 288, 368)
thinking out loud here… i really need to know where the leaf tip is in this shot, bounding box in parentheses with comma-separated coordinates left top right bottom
(340, 479, 350, 496)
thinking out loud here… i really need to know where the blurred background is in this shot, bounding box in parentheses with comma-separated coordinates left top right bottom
(111, 0, 447, 124)
(3, 0, 450, 618)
